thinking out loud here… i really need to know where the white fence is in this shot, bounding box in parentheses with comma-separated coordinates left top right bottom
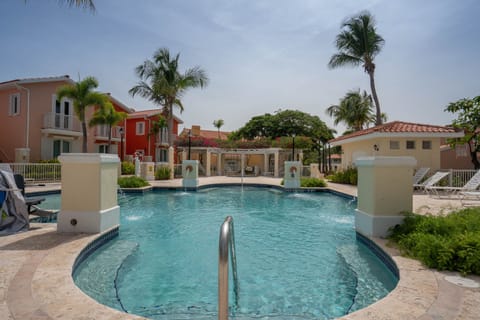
(2, 163, 61, 183)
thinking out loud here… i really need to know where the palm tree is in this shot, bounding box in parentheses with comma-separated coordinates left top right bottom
(213, 119, 224, 138)
(89, 102, 127, 153)
(129, 48, 209, 147)
(326, 90, 376, 131)
(328, 11, 385, 125)
(57, 76, 107, 152)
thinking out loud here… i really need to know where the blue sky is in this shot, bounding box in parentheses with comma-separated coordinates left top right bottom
(1, 0, 479, 135)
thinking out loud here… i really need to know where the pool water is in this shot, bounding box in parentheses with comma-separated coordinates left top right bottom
(52, 187, 397, 319)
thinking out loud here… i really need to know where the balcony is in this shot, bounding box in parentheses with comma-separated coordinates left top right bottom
(155, 132, 175, 146)
(42, 112, 81, 136)
(94, 125, 122, 141)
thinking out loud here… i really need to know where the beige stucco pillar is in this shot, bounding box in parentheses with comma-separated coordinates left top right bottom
(274, 151, 279, 177)
(284, 161, 301, 189)
(182, 160, 199, 189)
(264, 153, 269, 175)
(355, 156, 417, 238)
(310, 163, 321, 178)
(140, 162, 155, 181)
(217, 153, 222, 176)
(206, 150, 211, 177)
(57, 153, 120, 233)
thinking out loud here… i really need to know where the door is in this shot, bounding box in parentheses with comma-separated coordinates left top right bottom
(54, 97, 72, 129)
(53, 140, 71, 158)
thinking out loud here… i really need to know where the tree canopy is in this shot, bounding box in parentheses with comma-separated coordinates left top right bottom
(230, 109, 334, 141)
(445, 96, 480, 169)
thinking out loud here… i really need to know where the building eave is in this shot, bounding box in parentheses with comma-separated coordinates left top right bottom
(330, 131, 464, 146)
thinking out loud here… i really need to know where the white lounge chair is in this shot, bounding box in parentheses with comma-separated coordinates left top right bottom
(425, 170, 480, 197)
(414, 171, 450, 191)
(413, 167, 430, 186)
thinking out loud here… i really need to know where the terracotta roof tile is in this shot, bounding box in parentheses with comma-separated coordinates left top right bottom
(329, 121, 460, 144)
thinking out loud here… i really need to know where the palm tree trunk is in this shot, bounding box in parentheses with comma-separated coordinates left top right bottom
(107, 124, 112, 154)
(82, 121, 88, 153)
(167, 103, 174, 146)
(368, 71, 382, 126)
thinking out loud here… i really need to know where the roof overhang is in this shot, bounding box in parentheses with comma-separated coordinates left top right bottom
(330, 131, 465, 146)
(0, 76, 75, 90)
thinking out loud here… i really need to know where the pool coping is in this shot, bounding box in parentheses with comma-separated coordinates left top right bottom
(2, 180, 479, 319)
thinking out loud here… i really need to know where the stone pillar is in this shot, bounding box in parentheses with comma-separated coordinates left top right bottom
(284, 161, 301, 189)
(140, 162, 155, 181)
(264, 153, 269, 176)
(182, 160, 199, 189)
(310, 163, 321, 178)
(134, 156, 140, 177)
(355, 156, 417, 238)
(206, 150, 211, 177)
(274, 151, 279, 177)
(57, 153, 120, 233)
(217, 153, 222, 176)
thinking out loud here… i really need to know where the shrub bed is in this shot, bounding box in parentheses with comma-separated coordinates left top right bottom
(121, 161, 135, 175)
(155, 166, 171, 180)
(388, 209, 480, 275)
(327, 167, 357, 185)
(118, 176, 149, 188)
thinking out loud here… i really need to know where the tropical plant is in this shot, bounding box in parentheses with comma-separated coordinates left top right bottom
(213, 119, 224, 138)
(89, 102, 127, 153)
(118, 176, 149, 188)
(329, 11, 385, 125)
(56, 76, 108, 152)
(444, 96, 480, 169)
(155, 166, 171, 180)
(129, 48, 209, 147)
(121, 161, 135, 175)
(327, 89, 376, 131)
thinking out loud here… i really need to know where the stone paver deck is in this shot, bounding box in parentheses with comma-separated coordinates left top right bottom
(1, 177, 479, 319)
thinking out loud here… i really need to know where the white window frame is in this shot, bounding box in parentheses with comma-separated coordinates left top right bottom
(389, 140, 400, 150)
(406, 140, 416, 150)
(136, 121, 145, 135)
(9, 93, 20, 116)
(422, 140, 432, 150)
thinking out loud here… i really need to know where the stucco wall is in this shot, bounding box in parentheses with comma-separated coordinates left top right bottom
(341, 137, 441, 170)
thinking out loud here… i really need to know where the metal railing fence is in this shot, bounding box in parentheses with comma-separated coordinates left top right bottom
(4, 163, 61, 183)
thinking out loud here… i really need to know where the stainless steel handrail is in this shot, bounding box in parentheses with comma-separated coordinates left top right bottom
(218, 216, 239, 320)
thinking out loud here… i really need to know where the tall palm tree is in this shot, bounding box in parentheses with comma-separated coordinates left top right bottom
(89, 102, 127, 153)
(213, 119, 224, 138)
(57, 76, 107, 152)
(328, 11, 385, 125)
(326, 90, 376, 131)
(129, 48, 209, 147)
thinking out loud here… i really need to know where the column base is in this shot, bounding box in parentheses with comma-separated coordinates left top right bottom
(355, 209, 405, 238)
(57, 205, 120, 233)
(182, 178, 199, 188)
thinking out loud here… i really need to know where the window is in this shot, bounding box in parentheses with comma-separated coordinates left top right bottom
(9, 93, 20, 115)
(389, 140, 400, 150)
(53, 140, 71, 158)
(98, 145, 108, 153)
(136, 121, 145, 135)
(406, 140, 416, 149)
(422, 140, 432, 150)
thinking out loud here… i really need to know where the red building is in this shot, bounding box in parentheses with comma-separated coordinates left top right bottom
(125, 109, 183, 163)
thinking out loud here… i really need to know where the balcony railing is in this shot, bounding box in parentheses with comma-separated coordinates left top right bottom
(94, 126, 121, 140)
(43, 112, 81, 132)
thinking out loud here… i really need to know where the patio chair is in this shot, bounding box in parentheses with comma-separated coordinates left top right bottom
(414, 171, 450, 191)
(425, 170, 480, 197)
(413, 167, 430, 185)
(11, 174, 55, 221)
(0, 190, 16, 230)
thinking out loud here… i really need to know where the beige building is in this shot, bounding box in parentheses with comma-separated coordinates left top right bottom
(329, 121, 463, 171)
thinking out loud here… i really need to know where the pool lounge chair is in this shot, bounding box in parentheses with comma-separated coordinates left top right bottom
(414, 171, 450, 191)
(425, 170, 480, 198)
(413, 167, 430, 185)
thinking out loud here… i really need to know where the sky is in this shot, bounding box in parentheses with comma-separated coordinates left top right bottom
(1, 0, 480, 136)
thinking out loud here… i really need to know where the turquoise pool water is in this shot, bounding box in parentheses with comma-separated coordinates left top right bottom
(44, 187, 397, 319)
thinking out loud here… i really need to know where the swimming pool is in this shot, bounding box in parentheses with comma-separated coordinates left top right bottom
(45, 187, 397, 319)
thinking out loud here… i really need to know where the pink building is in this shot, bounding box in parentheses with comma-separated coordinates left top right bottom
(0, 76, 132, 162)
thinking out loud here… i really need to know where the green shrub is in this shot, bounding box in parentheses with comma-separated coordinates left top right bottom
(328, 167, 357, 185)
(280, 177, 327, 187)
(118, 176, 149, 188)
(155, 166, 171, 180)
(121, 161, 135, 175)
(301, 177, 327, 187)
(388, 209, 480, 275)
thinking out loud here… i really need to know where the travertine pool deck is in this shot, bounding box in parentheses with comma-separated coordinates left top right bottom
(1, 177, 479, 319)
